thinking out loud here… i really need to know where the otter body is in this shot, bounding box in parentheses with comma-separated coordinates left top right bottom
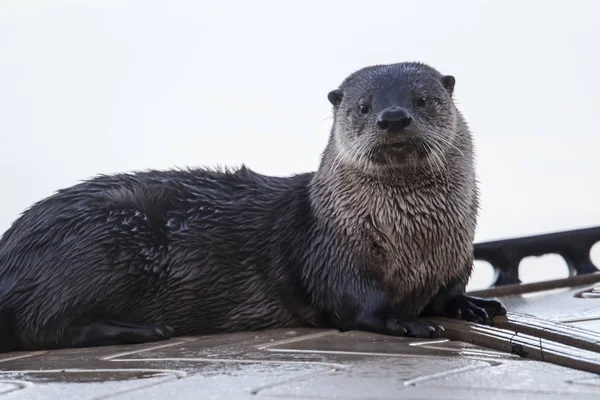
(0, 62, 505, 352)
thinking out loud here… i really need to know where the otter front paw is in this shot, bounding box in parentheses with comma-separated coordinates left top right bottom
(356, 315, 443, 338)
(445, 295, 507, 325)
(389, 318, 444, 339)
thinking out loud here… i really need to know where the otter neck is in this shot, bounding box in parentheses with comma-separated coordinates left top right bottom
(308, 136, 474, 224)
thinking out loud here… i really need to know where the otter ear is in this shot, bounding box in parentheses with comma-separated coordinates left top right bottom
(441, 75, 456, 96)
(327, 89, 344, 107)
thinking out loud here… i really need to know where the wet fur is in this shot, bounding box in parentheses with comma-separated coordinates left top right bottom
(0, 62, 494, 351)
(0, 168, 319, 350)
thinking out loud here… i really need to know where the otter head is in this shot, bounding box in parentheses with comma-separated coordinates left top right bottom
(327, 62, 461, 173)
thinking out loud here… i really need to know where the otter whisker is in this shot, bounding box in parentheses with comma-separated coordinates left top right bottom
(312, 115, 334, 128)
(434, 133, 464, 158)
(428, 139, 450, 191)
(422, 141, 441, 186)
(427, 142, 444, 183)
(329, 149, 345, 177)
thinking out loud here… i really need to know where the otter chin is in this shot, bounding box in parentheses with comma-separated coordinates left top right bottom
(370, 137, 431, 167)
(0, 61, 505, 353)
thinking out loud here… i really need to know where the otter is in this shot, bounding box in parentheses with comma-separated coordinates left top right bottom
(0, 62, 506, 352)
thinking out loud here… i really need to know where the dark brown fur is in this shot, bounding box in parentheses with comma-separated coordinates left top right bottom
(0, 62, 505, 352)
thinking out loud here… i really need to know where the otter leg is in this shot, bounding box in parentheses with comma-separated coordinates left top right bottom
(390, 318, 444, 338)
(332, 281, 443, 339)
(442, 295, 507, 324)
(355, 313, 443, 339)
(422, 285, 507, 325)
(63, 320, 174, 348)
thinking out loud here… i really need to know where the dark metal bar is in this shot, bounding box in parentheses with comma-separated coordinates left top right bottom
(468, 272, 600, 298)
(473, 225, 600, 287)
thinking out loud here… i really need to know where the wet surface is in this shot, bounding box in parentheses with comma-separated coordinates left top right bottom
(500, 283, 600, 322)
(1, 326, 599, 399)
(2, 282, 600, 399)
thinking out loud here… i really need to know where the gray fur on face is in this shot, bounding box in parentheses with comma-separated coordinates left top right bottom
(327, 62, 464, 175)
(310, 62, 478, 316)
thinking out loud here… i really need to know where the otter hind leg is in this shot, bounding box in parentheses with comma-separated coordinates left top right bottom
(64, 320, 174, 349)
(0, 312, 20, 352)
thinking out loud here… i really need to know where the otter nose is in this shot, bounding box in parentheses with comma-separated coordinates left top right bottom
(377, 107, 412, 132)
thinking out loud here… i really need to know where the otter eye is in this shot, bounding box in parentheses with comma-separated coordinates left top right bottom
(359, 104, 369, 114)
(416, 97, 427, 107)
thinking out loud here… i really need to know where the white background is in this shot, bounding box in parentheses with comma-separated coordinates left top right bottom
(1, 0, 599, 288)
